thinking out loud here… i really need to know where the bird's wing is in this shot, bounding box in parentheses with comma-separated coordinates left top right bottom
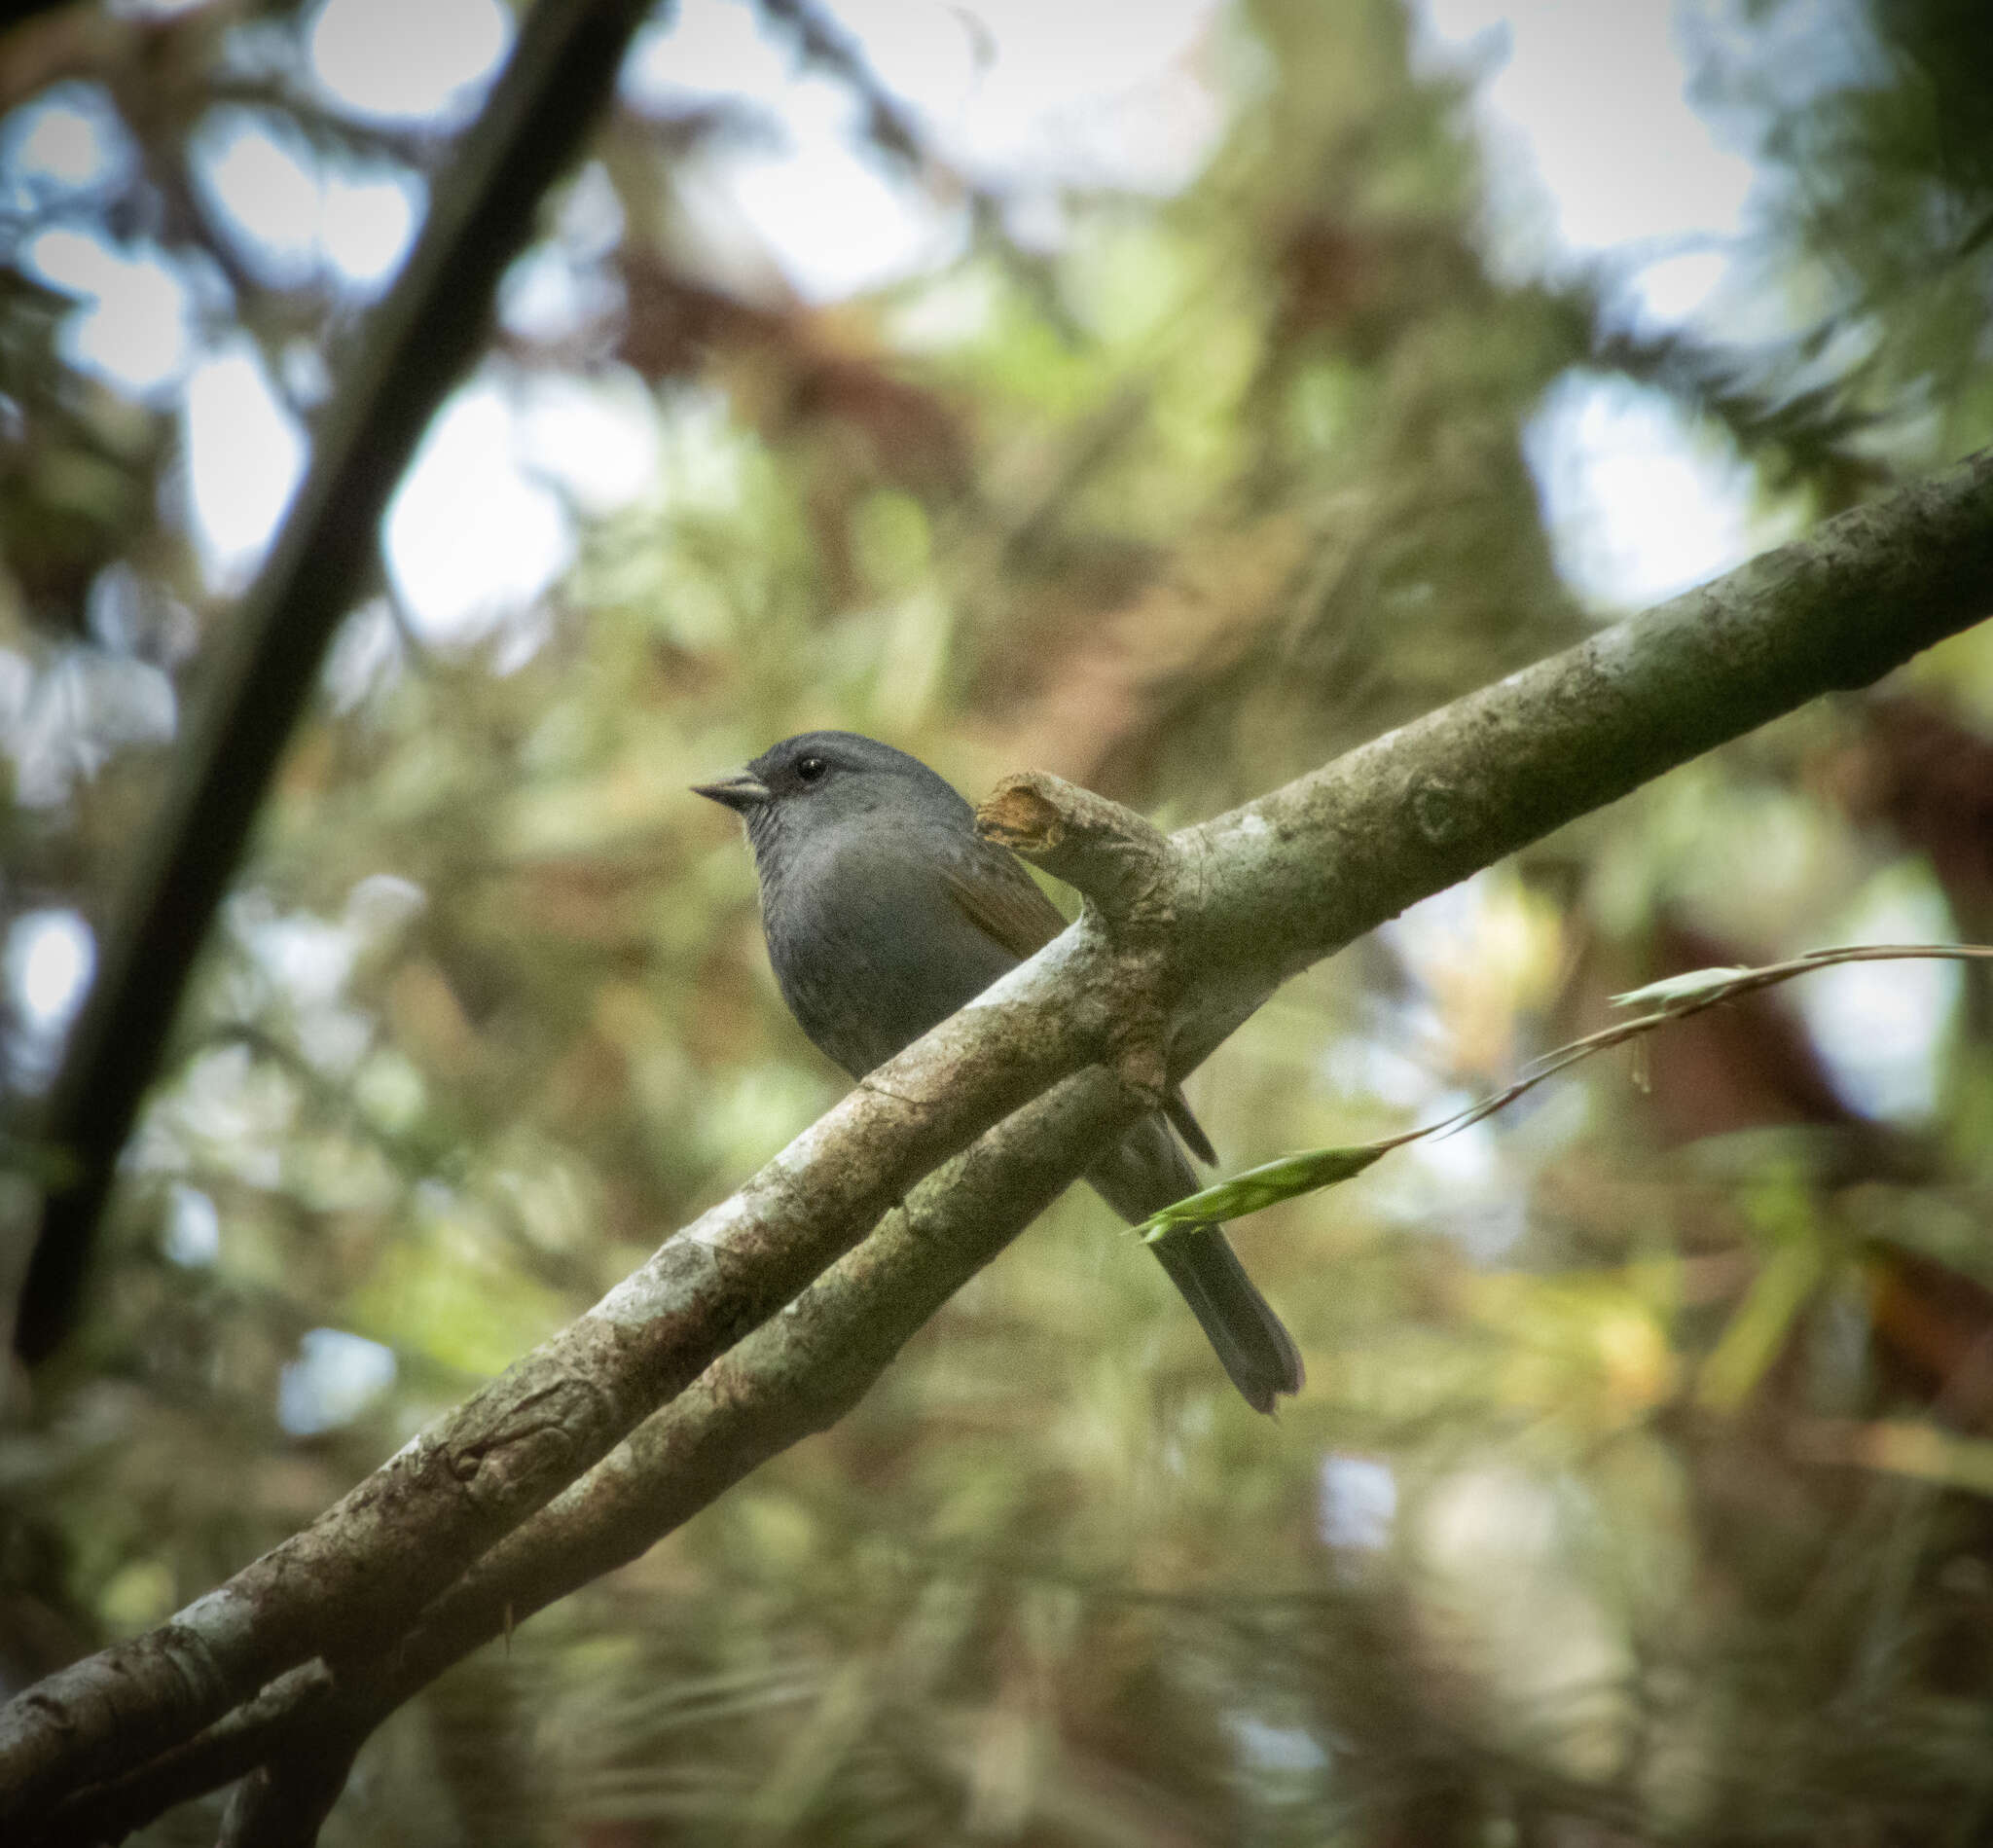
(941, 844, 1069, 961)
(947, 842, 1221, 1167)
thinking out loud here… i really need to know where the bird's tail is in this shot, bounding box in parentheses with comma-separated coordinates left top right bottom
(1148, 1224, 1304, 1415)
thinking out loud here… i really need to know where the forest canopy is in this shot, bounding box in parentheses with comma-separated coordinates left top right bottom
(5, 1, 1993, 1843)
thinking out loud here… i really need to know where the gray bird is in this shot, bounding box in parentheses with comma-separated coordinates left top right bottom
(695, 730, 1303, 1413)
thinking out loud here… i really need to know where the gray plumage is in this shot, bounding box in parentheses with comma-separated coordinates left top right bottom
(695, 731, 1302, 1413)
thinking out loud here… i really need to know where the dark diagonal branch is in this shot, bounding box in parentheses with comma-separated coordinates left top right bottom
(14, 0, 655, 1363)
(4, 446, 1993, 1835)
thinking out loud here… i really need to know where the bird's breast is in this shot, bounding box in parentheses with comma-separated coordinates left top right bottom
(760, 828, 1018, 1079)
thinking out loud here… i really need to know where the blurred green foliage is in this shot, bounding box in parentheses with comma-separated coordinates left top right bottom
(8, 0, 1993, 1843)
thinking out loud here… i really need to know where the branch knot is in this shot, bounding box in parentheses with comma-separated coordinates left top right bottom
(976, 771, 1180, 1104)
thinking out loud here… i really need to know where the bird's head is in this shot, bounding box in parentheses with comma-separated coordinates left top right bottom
(693, 731, 971, 858)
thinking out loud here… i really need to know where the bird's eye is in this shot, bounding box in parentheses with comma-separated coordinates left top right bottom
(795, 755, 828, 784)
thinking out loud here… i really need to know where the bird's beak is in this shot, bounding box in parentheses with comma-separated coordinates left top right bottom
(692, 771, 772, 814)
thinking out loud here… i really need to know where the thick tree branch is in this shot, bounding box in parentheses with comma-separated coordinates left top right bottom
(40, 1071, 1142, 1848)
(1170, 449, 1993, 1042)
(5, 446, 1991, 1833)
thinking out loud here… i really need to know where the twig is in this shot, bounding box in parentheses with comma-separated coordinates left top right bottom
(1141, 944, 1993, 1239)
